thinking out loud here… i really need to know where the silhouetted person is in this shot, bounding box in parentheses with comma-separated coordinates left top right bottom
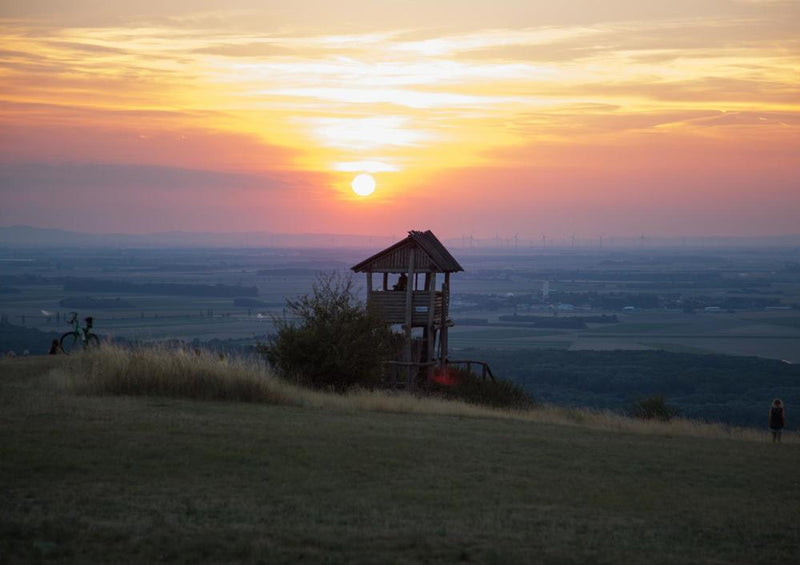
(393, 274, 408, 291)
(769, 399, 786, 443)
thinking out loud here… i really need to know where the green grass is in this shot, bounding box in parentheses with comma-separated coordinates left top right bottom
(635, 341, 717, 354)
(590, 322, 687, 333)
(449, 327, 573, 349)
(452, 328, 560, 339)
(760, 316, 800, 330)
(1, 353, 799, 564)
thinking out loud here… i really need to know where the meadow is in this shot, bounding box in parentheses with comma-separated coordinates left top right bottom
(2, 349, 799, 564)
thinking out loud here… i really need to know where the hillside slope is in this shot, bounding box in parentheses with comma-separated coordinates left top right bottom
(1, 356, 798, 564)
(477, 348, 800, 428)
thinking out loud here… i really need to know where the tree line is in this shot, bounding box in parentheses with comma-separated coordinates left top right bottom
(62, 278, 258, 297)
(470, 348, 799, 429)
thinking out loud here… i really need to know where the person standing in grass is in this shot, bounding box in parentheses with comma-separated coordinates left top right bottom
(769, 399, 786, 443)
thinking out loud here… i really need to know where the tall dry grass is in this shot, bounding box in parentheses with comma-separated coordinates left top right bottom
(57, 344, 790, 443)
(61, 345, 299, 404)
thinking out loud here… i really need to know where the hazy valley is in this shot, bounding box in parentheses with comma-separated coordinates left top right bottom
(3, 233, 799, 429)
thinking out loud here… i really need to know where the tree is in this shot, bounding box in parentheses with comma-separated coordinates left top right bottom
(260, 272, 394, 391)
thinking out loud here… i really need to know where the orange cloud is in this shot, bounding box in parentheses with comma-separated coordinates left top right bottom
(0, 1, 798, 237)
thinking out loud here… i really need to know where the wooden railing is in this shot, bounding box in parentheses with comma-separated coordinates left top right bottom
(381, 358, 497, 389)
(367, 291, 443, 326)
(446, 359, 496, 382)
(381, 359, 436, 388)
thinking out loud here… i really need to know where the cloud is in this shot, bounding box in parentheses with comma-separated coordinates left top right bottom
(0, 161, 332, 234)
(581, 77, 800, 105)
(0, 101, 298, 174)
(503, 108, 800, 142)
(45, 40, 126, 54)
(0, 162, 284, 192)
(682, 110, 800, 128)
(1, 4, 797, 237)
(192, 41, 294, 57)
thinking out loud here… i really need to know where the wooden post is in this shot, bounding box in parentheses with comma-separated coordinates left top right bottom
(404, 249, 415, 387)
(382, 272, 388, 291)
(440, 272, 450, 370)
(366, 272, 373, 299)
(426, 272, 437, 384)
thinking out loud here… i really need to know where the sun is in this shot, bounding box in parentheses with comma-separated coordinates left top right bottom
(351, 173, 376, 196)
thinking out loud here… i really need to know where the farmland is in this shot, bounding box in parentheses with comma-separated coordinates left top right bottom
(2, 244, 799, 360)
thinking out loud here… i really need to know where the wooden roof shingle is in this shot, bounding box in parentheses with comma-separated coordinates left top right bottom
(351, 230, 463, 273)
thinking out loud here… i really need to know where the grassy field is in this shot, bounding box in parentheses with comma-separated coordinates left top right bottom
(2, 353, 799, 564)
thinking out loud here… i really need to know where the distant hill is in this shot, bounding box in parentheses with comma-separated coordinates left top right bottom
(59, 297, 135, 309)
(0, 225, 395, 249)
(2, 225, 800, 250)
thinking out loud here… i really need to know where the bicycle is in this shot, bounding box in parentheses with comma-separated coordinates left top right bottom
(60, 312, 100, 354)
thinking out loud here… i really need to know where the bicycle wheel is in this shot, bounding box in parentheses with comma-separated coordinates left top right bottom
(86, 334, 100, 349)
(59, 332, 79, 355)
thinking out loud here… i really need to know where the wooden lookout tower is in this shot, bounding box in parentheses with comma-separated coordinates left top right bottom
(351, 230, 463, 386)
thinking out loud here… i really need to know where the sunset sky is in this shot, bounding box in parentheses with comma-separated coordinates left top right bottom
(1, 0, 798, 240)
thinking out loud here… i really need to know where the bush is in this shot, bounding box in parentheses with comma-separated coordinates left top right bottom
(431, 367, 535, 410)
(628, 394, 679, 422)
(259, 272, 394, 391)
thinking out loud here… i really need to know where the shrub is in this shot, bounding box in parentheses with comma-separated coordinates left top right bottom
(259, 272, 394, 391)
(628, 394, 679, 422)
(431, 367, 535, 410)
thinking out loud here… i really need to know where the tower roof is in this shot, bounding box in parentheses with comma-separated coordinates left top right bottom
(351, 230, 463, 273)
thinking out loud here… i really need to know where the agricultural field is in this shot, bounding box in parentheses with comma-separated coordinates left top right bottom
(446, 247, 800, 361)
(2, 244, 800, 361)
(450, 310, 800, 361)
(0, 247, 353, 347)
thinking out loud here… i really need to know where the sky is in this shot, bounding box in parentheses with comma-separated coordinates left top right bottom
(0, 0, 798, 240)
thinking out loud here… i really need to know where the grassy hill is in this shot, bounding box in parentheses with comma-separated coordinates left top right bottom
(1, 351, 798, 564)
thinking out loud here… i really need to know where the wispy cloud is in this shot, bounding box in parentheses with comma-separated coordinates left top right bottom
(0, 162, 279, 191)
(0, 1, 798, 236)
